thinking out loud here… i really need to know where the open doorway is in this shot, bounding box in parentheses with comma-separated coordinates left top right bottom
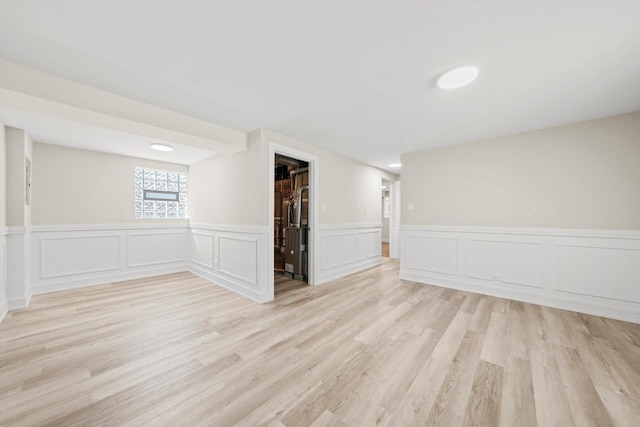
(381, 178, 392, 257)
(268, 142, 319, 301)
(274, 154, 310, 283)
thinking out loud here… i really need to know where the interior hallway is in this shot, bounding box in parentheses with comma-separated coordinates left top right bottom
(0, 259, 638, 426)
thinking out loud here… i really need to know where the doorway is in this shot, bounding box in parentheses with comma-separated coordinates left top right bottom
(274, 154, 309, 281)
(268, 142, 319, 301)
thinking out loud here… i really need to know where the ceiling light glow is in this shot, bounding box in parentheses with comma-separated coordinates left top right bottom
(437, 65, 479, 89)
(150, 143, 174, 152)
(389, 163, 402, 168)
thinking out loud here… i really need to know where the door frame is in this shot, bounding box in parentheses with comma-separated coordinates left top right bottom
(268, 142, 319, 299)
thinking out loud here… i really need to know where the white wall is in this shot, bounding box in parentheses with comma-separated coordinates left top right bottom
(190, 128, 397, 227)
(5, 127, 32, 227)
(188, 128, 397, 301)
(0, 122, 6, 228)
(5, 127, 33, 310)
(0, 122, 7, 322)
(400, 111, 640, 323)
(31, 143, 188, 225)
(189, 130, 265, 226)
(402, 111, 640, 229)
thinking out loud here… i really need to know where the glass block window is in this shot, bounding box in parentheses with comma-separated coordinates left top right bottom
(135, 167, 187, 219)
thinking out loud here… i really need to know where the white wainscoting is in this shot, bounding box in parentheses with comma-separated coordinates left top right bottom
(30, 224, 189, 295)
(188, 224, 270, 303)
(400, 226, 640, 323)
(0, 229, 7, 323)
(316, 223, 383, 284)
(6, 227, 30, 310)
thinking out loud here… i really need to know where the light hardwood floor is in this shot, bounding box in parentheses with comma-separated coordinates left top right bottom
(1, 259, 639, 426)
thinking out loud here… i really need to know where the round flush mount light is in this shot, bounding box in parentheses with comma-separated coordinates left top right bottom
(150, 143, 174, 152)
(389, 163, 402, 168)
(437, 65, 479, 89)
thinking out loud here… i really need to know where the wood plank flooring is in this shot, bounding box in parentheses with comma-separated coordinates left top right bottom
(1, 259, 639, 426)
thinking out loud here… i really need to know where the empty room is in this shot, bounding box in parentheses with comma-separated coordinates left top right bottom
(1, 1, 639, 426)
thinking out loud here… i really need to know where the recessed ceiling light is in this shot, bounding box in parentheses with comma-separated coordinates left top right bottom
(150, 143, 174, 152)
(389, 163, 402, 168)
(437, 65, 479, 89)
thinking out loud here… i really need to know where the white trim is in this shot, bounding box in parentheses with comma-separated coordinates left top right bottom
(29, 225, 189, 298)
(399, 271, 640, 324)
(7, 226, 29, 235)
(190, 223, 269, 234)
(318, 258, 382, 285)
(268, 142, 320, 300)
(8, 291, 32, 311)
(126, 230, 186, 268)
(316, 223, 383, 285)
(189, 264, 267, 303)
(0, 301, 6, 323)
(32, 266, 186, 296)
(400, 225, 640, 324)
(40, 234, 122, 279)
(2, 222, 277, 315)
(216, 235, 259, 286)
(0, 227, 7, 237)
(400, 225, 640, 239)
(318, 222, 383, 230)
(30, 222, 188, 233)
(188, 223, 269, 303)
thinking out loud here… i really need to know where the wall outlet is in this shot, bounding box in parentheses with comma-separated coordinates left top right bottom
(408, 203, 414, 211)
(490, 274, 502, 281)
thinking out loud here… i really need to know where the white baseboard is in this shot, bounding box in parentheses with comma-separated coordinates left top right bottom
(400, 225, 640, 324)
(317, 257, 382, 285)
(7, 292, 31, 311)
(188, 264, 267, 303)
(31, 265, 188, 296)
(0, 298, 7, 322)
(399, 271, 639, 324)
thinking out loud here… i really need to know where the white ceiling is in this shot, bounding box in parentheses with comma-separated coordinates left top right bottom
(1, 0, 639, 172)
(0, 107, 216, 165)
